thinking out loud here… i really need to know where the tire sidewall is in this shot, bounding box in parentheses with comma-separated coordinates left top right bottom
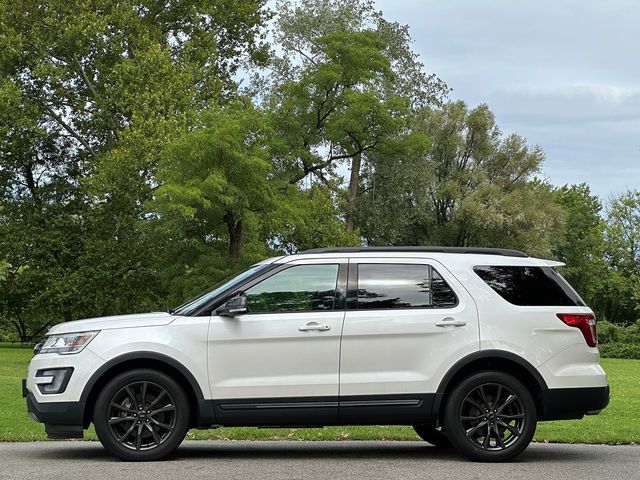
(94, 369, 190, 461)
(412, 424, 452, 448)
(443, 371, 537, 462)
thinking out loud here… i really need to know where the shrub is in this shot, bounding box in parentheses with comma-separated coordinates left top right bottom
(599, 343, 640, 360)
(597, 320, 640, 359)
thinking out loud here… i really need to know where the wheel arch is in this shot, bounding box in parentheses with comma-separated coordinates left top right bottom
(80, 351, 215, 428)
(432, 350, 548, 422)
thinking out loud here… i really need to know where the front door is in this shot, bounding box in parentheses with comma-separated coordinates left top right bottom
(208, 258, 346, 425)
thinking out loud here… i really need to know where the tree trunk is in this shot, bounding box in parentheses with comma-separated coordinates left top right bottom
(63, 304, 73, 322)
(346, 152, 362, 232)
(224, 211, 245, 259)
(11, 318, 28, 343)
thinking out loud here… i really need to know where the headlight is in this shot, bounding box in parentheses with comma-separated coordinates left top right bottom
(39, 331, 99, 355)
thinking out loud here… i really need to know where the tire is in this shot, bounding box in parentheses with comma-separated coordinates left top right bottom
(413, 424, 452, 448)
(93, 369, 190, 461)
(443, 371, 536, 462)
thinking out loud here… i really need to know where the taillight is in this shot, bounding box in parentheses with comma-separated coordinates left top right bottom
(556, 313, 597, 347)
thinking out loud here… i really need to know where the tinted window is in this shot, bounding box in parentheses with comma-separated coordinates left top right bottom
(432, 269, 458, 308)
(474, 266, 585, 306)
(356, 264, 457, 309)
(172, 264, 271, 315)
(244, 264, 339, 313)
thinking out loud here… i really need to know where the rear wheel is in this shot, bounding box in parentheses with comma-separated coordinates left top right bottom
(413, 424, 452, 448)
(443, 371, 537, 462)
(94, 369, 190, 461)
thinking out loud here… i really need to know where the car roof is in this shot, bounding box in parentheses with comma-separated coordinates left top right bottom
(265, 247, 564, 268)
(301, 246, 527, 257)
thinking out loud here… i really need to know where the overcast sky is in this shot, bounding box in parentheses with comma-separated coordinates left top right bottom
(377, 0, 639, 198)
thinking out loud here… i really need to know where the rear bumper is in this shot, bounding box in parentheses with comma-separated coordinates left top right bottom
(540, 385, 610, 420)
(24, 381, 85, 438)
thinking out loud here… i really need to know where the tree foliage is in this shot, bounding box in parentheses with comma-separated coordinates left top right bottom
(357, 101, 563, 256)
(0, 0, 270, 334)
(0, 0, 636, 343)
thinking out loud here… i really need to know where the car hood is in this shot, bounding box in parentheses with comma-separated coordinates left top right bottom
(46, 312, 176, 335)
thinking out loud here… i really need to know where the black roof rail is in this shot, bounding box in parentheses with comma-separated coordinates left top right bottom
(300, 246, 528, 258)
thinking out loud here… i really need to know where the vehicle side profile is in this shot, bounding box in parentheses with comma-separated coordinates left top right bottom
(23, 247, 609, 462)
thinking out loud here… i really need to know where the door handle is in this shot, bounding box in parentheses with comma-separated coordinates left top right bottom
(298, 322, 331, 332)
(435, 317, 466, 327)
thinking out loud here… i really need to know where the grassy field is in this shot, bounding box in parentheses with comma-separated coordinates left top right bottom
(1, 347, 638, 444)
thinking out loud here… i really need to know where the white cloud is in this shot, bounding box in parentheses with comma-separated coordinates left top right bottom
(376, 0, 640, 197)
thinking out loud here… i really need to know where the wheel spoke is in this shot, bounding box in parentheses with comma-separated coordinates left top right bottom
(124, 385, 139, 410)
(109, 416, 136, 425)
(496, 394, 517, 413)
(465, 420, 488, 437)
(135, 424, 143, 450)
(494, 424, 505, 448)
(117, 422, 137, 443)
(493, 385, 503, 409)
(150, 418, 172, 430)
(149, 404, 175, 416)
(500, 413, 525, 420)
(146, 423, 161, 445)
(110, 401, 136, 414)
(463, 396, 484, 411)
(498, 420, 521, 436)
(461, 414, 485, 422)
(482, 423, 491, 448)
(141, 382, 148, 408)
(147, 389, 167, 410)
(478, 385, 490, 409)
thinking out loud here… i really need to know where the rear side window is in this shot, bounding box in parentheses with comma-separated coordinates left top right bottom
(473, 266, 585, 307)
(356, 264, 458, 309)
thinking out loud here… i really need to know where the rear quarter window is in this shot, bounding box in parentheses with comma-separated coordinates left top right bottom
(473, 265, 585, 307)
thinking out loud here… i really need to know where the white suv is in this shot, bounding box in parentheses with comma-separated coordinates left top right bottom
(23, 247, 609, 462)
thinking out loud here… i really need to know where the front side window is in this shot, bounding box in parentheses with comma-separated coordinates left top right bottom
(172, 264, 271, 315)
(244, 264, 339, 313)
(473, 265, 586, 306)
(356, 264, 458, 309)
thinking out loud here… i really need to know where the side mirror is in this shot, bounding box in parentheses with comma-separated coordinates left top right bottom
(216, 295, 248, 317)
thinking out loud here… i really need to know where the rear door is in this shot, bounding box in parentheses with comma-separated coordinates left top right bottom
(339, 257, 479, 423)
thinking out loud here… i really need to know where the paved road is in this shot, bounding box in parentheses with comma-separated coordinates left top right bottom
(1, 441, 639, 480)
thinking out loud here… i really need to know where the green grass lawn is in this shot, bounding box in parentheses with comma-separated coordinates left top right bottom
(1, 347, 637, 444)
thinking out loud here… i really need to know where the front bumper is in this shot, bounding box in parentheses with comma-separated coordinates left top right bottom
(23, 381, 86, 439)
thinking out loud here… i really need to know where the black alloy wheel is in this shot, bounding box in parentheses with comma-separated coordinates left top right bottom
(459, 383, 525, 451)
(107, 381, 177, 451)
(443, 371, 537, 462)
(94, 369, 190, 461)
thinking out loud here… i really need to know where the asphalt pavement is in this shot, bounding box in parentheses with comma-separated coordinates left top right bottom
(1, 440, 638, 479)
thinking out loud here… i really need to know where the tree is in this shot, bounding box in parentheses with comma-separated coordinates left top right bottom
(552, 184, 607, 308)
(601, 191, 640, 323)
(357, 101, 564, 256)
(0, 0, 270, 330)
(154, 102, 277, 261)
(262, 0, 446, 231)
(151, 102, 360, 305)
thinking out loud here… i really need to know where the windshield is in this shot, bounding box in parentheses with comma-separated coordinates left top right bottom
(171, 264, 271, 315)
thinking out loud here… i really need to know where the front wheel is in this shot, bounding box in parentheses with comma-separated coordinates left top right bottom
(443, 371, 537, 462)
(94, 369, 190, 461)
